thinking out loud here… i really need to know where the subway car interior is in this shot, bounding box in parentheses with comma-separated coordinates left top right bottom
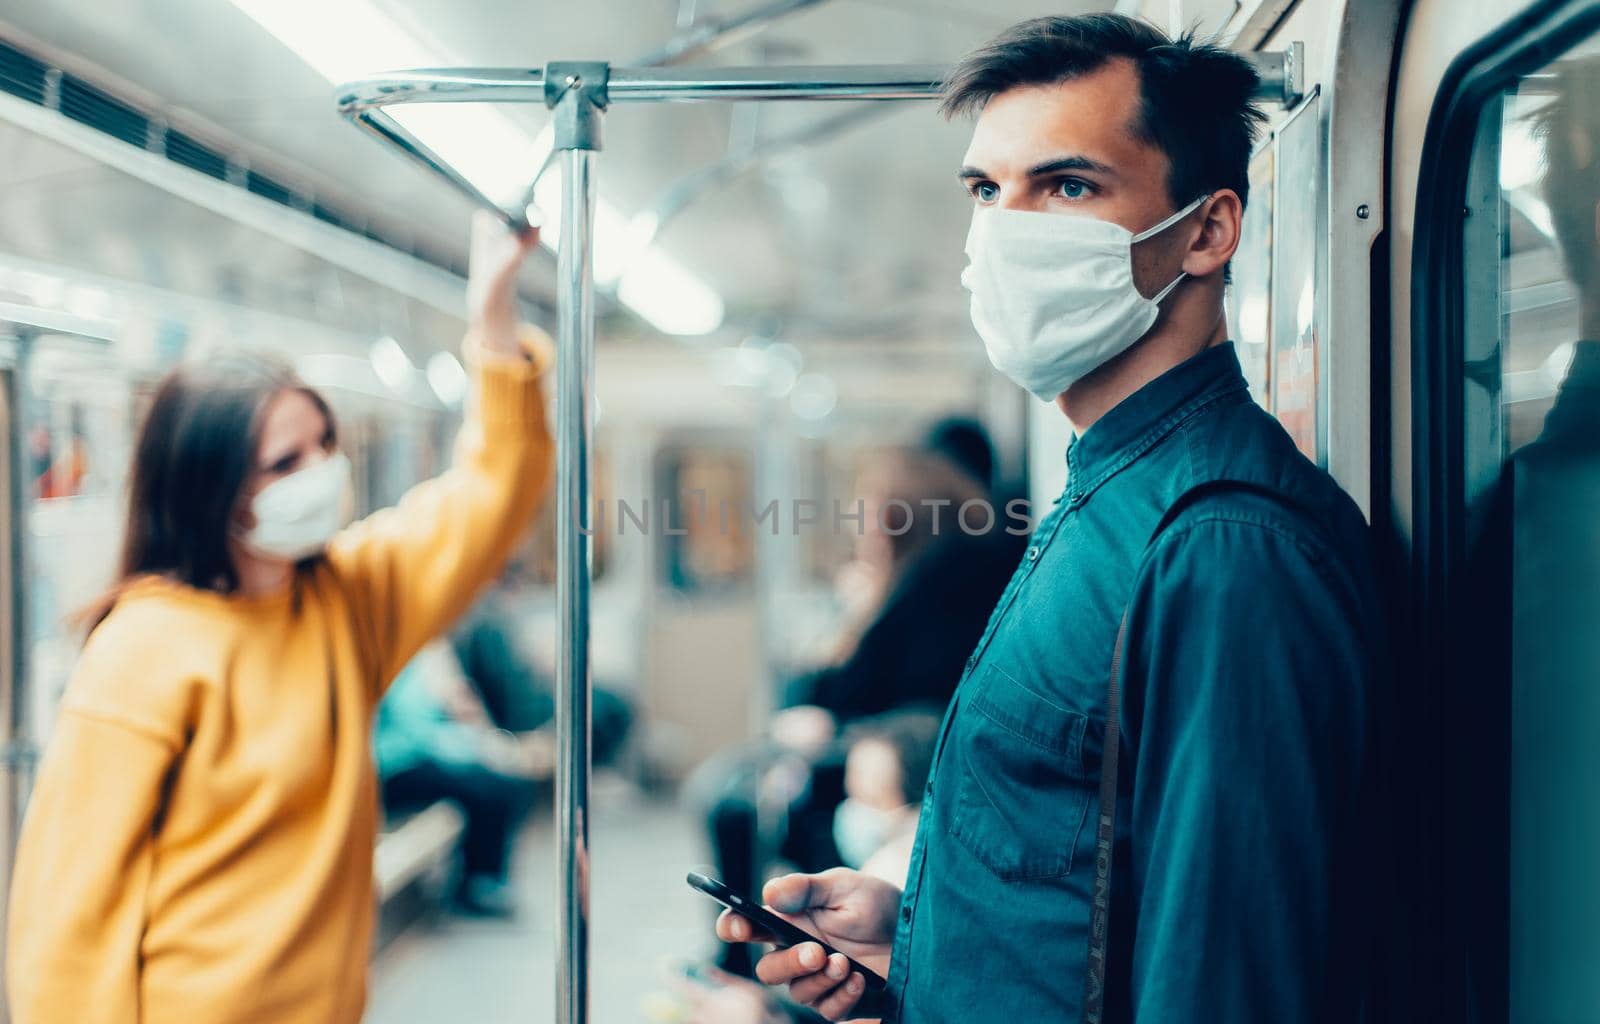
(0, 0, 1597, 1020)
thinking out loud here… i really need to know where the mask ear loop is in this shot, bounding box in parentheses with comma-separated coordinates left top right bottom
(1149, 270, 1190, 305)
(1134, 192, 1214, 303)
(1131, 192, 1213, 244)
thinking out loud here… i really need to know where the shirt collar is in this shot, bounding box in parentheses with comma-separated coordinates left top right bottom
(1064, 342, 1249, 504)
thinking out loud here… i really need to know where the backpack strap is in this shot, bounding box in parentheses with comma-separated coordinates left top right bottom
(1081, 479, 1298, 1023)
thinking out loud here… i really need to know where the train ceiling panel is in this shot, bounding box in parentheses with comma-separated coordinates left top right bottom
(0, 0, 1103, 345)
(0, 121, 467, 364)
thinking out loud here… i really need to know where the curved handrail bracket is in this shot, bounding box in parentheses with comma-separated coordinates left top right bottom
(334, 62, 949, 228)
(336, 67, 550, 115)
(334, 54, 1303, 222)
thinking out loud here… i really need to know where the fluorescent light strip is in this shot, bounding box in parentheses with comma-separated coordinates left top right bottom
(529, 161, 726, 335)
(230, 0, 425, 82)
(229, 0, 725, 335)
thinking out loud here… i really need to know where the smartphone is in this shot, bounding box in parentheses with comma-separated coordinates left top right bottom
(686, 871, 888, 998)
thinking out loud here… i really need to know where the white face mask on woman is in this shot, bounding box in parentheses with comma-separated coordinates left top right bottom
(833, 797, 904, 869)
(235, 451, 354, 562)
(961, 193, 1210, 402)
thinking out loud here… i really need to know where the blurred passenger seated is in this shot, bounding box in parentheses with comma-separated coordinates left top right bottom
(664, 715, 936, 1022)
(694, 419, 1022, 975)
(376, 640, 546, 917)
(452, 581, 634, 766)
(657, 962, 825, 1024)
(833, 711, 941, 885)
(669, 708, 935, 1024)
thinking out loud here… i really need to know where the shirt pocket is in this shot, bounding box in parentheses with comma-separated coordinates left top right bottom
(946, 664, 1094, 882)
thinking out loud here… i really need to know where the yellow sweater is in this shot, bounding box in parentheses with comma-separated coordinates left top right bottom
(7, 341, 553, 1024)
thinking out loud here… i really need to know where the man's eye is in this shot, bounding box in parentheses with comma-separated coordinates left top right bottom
(1056, 178, 1090, 199)
(972, 182, 999, 203)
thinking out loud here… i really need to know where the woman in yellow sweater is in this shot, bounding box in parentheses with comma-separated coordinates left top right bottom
(6, 215, 554, 1024)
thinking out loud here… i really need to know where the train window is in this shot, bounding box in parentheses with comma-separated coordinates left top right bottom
(1271, 92, 1323, 461)
(1228, 145, 1274, 404)
(1225, 90, 1323, 456)
(1457, 35, 1600, 1021)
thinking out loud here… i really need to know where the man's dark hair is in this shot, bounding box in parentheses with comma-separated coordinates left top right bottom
(941, 13, 1267, 212)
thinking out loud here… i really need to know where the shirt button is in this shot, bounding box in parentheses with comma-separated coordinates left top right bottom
(1027, 545, 1040, 561)
(901, 904, 913, 923)
(925, 780, 934, 797)
(965, 655, 976, 671)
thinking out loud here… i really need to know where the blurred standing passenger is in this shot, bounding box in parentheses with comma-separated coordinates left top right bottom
(700, 425, 1020, 975)
(7, 214, 553, 1024)
(782, 421, 1024, 724)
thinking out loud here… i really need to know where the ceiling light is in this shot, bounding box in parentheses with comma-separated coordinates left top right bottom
(711, 346, 769, 388)
(534, 172, 724, 335)
(619, 248, 727, 336)
(394, 105, 548, 208)
(790, 373, 837, 421)
(763, 359, 799, 398)
(369, 335, 416, 394)
(230, 0, 428, 83)
(426, 350, 468, 406)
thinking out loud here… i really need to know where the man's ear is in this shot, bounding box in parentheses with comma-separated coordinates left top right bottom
(1183, 189, 1243, 280)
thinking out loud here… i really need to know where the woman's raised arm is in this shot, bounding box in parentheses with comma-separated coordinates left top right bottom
(327, 213, 555, 691)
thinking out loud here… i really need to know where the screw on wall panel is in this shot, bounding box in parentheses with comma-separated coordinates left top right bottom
(1356, 203, 1371, 220)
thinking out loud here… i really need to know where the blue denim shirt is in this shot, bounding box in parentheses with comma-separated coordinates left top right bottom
(885, 343, 1384, 1023)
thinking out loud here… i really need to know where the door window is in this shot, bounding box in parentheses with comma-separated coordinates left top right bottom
(1458, 35, 1600, 1021)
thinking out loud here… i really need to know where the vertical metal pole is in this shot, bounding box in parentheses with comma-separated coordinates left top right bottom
(555, 144, 595, 1024)
(550, 64, 605, 1024)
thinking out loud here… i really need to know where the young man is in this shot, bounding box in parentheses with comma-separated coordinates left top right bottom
(714, 14, 1390, 1023)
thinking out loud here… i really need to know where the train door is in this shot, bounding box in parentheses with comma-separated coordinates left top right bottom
(1395, 0, 1600, 1018)
(645, 434, 765, 774)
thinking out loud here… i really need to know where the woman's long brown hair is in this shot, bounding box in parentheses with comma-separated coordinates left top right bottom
(82, 350, 335, 631)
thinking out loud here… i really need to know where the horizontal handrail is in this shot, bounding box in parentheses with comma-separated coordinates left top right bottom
(337, 50, 1302, 115)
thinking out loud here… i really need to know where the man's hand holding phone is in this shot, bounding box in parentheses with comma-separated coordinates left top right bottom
(713, 868, 901, 1022)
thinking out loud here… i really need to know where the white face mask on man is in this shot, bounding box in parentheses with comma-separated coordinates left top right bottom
(234, 451, 354, 562)
(961, 193, 1211, 402)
